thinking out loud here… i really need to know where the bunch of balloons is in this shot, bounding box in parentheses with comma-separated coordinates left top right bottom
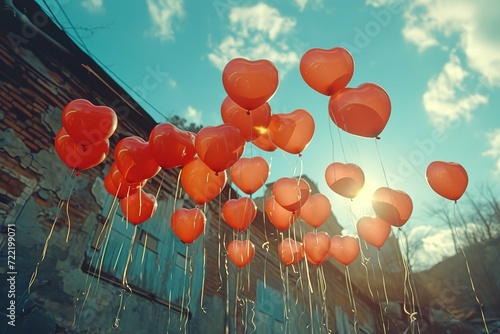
(54, 46, 470, 271)
(55, 99, 117, 173)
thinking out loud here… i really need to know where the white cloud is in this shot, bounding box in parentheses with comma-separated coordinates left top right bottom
(185, 105, 202, 124)
(208, 3, 300, 75)
(82, 0, 104, 13)
(146, 0, 185, 41)
(365, 0, 398, 7)
(422, 53, 488, 128)
(400, 0, 500, 86)
(294, 0, 308, 11)
(483, 129, 500, 174)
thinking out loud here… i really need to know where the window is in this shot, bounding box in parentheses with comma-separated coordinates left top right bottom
(253, 280, 285, 333)
(83, 194, 203, 311)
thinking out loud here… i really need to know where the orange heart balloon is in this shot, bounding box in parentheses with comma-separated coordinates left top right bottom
(267, 109, 315, 155)
(227, 239, 255, 269)
(299, 193, 332, 228)
(272, 177, 311, 212)
(426, 161, 468, 201)
(230, 156, 269, 195)
(120, 189, 157, 225)
(105, 163, 145, 199)
(300, 47, 354, 96)
(62, 99, 117, 145)
(372, 187, 413, 227)
(278, 238, 304, 266)
(222, 58, 279, 110)
(265, 196, 300, 231)
(149, 123, 196, 169)
(222, 197, 257, 232)
(54, 127, 109, 171)
(221, 96, 271, 142)
(171, 207, 206, 244)
(325, 162, 365, 199)
(114, 136, 161, 183)
(181, 158, 227, 205)
(329, 235, 360, 266)
(303, 232, 331, 266)
(328, 83, 391, 138)
(252, 131, 277, 152)
(195, 124, 245, 173)
(356, 216, 391, 249)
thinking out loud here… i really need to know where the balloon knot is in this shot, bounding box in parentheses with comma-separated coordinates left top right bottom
(375, 136, 381, 140)
(76, 171, 81, 177)
(215, 171, 219, 176)
(246, 110, 250, 115)
(298, 153, 302, 157)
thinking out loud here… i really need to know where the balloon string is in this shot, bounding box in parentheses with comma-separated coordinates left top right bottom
(121, 224, 137, 289)
(224, 237, 230, 334)
(345, 265, 359, 334)
(261, 195, 269, 289)
(200, 206, 207, 314)
(358, 237, 375, 300)
(217, 192, 224, 291)
(184, 246, 193, 333)
(452, 203, 490, 334)
(327, 111, 336, 163)
(319, 266, 329, 332)
(179, 245, 189, 330)
(174, 168, 182, 212)
(305, 261, 314, 334)
(234, 268, 241, 332)
(377, 249, 390, 331)
(396, 227, 421, 333)
(374, 138, 390, 188)
(368, 248, 387, 334)
(336, 122, 348, 163)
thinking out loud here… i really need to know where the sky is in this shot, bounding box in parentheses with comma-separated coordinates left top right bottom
(37, 0, 500, 270)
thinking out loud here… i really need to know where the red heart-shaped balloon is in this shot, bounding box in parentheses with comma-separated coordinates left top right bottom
(222, 58, 279, 110)
(149, 123, 196, 169)
(106, 163, 146, 199)
(195, 124, 245, 173)
(299, 193, 332, 228)
(180, 158, 227, 205)
(328, 83, 391, 138)
(267, 109, 315, 155)
(252, 131, 277, 152)
(222, 197, 257, 232)
(62, 99, 117, 145)
(227, 239, 255, 269)
(300, 47, 354, 96)
(426, 161, 468, 201)
(356, 216, 391, 249)
(221, 96, 272, 142)
(265, 196, 300, 231)
(325, 162, 365, 199)
(372, 187, 413, 227)
(230, 156, 269, 195)
(330, 235, 360, 266)
(272, 177, 311, 212)
(278, 238, 304, 266)
(303, 232, 331, 266)
(114, 136, 161, 183)
(120, 189, 158, 225)
(171, 207, 206, 244)
(54, 127, 109, 171)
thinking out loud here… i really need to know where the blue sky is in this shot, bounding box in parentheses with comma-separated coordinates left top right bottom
(38, 0, 500, 270)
